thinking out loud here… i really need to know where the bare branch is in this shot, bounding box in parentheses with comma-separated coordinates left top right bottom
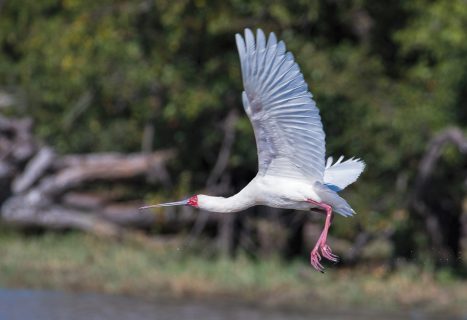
(12, 147, 55, 194)
(206, 110, 238, 188)
(415, 127, 467, 191)
(188, 110, 238, 246)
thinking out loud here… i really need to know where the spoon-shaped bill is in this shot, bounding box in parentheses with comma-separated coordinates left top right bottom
(139, 199, 188, 210)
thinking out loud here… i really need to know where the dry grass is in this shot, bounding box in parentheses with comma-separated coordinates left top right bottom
(0, 229, 466, 315)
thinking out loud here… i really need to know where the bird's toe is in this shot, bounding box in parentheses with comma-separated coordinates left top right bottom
(320, 244, 339, 263)
(310, 251, 325, 272)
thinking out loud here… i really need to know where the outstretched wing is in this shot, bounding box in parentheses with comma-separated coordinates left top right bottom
(236, 28, 325, 182)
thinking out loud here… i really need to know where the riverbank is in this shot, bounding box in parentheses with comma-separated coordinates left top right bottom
(0, 229, 465, 316)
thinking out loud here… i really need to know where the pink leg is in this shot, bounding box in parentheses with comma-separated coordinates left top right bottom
(306, 199, 339, 272)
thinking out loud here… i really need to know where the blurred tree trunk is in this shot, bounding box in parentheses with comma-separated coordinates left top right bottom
(460, 197, 467, 268)
(410, 127, 467, 265)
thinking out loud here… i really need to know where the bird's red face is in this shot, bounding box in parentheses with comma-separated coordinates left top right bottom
(187, 195, 198, 207)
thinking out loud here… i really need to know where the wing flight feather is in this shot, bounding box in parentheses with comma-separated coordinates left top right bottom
(236, 28, 326, 181)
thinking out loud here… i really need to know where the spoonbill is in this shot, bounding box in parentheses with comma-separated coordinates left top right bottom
(141, 28, 365, 272)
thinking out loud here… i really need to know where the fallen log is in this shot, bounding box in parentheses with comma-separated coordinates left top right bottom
(39, 150, 174, 198)
(0, 116, 177, 232)
(1, 149, 174, 230)
(2, 192, 121, 236)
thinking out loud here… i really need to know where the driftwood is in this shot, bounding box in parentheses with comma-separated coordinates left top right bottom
(38, 151, 174, 198)
(1, 149, 173, 233)
(0, 116, 38, 202)
(12, 147, 55, 193)
(0, 116, 36, 163)
(0, 115, 177, 236)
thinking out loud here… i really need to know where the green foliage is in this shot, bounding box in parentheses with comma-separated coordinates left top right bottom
(0, 1, 465, 250)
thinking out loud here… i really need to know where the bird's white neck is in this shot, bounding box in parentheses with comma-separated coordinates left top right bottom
(197, 190, 255, 213)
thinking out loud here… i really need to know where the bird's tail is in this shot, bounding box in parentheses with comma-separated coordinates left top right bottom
(314, 181, 355, 217)
(323, 156, 365, 192)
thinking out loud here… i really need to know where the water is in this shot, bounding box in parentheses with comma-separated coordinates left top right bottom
(0, 289, 454, 320)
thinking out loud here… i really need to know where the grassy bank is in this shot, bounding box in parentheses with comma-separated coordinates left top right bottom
(0, 229, 466, 314)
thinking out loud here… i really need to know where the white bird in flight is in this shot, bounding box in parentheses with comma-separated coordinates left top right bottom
(141, 28, 365, 272)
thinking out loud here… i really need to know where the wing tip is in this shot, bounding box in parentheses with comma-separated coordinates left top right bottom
(244, 28, 254, 38)
(256, 28, 265, 38)
(238, 28, 282, 53)
(235, 33, 245, 49)
(256, 28, 266, 50)
(268, 32, 277, 46)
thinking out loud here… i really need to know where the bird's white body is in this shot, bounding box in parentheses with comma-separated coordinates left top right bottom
(141, 28, 366, 271)
(198, 175, 321, 213)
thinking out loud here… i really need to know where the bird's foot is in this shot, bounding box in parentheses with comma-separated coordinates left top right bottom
(310, 250, 324, 273)
(320, 243, 339, 263)
(310, 243, 339, 272)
